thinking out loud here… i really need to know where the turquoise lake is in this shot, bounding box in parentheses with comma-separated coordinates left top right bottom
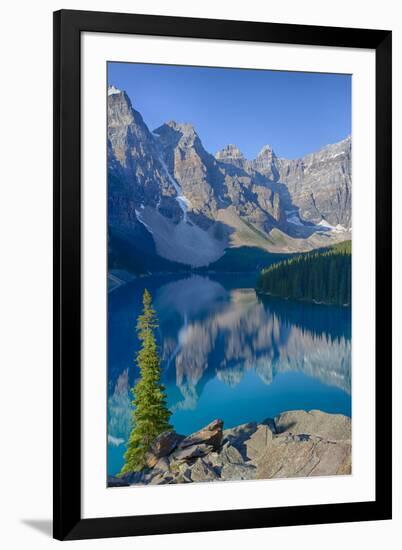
(107, 273, 351, 476)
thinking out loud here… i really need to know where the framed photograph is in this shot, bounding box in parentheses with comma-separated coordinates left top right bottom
(53, 9, 392, 540)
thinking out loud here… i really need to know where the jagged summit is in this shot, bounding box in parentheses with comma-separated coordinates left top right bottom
(257, 144, 275, 157)
(155, 120, 198, 136)
(108, 85, 121, 96)
(215, 143, 279, 173)
(216, 144, 245, 160)
(153, 120, 202, 151)
(215, 144, 247, 170)
(251, 144, 279, 181)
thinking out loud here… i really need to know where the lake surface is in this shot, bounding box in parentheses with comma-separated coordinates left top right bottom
(107, 272, 351, 476)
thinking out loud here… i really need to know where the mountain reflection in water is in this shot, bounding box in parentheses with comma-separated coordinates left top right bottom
(107, 273, 351, 475)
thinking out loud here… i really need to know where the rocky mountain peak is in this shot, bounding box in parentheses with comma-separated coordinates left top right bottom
(168, 120, 197, 135)
(107, 88, 134, 126)
(256, 144, 276, 159)
(108, 85, 122, 96)
(107, 87, 179, 217)
(154, 120, 201, 150)
(301, 136, 351, 165)
(277, 137, 352, 228)
(251, 144, 279, 181)
(215, 144, 246, 163)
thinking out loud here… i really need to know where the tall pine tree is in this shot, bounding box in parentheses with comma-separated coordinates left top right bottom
(120, 289, 172, 474)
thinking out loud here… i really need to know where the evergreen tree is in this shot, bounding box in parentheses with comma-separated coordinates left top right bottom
(120, 289, 172, 474)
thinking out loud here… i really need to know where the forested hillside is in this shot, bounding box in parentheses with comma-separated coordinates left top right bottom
(256, 241, 351, 306)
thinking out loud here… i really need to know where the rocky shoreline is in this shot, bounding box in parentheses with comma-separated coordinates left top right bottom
(108, 410, 351, 487)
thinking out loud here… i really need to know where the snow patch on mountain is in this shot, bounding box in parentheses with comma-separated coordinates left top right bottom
(158, 155, 191, 222)
(108, 85, 121, 96)
(317, 219, 348, 233)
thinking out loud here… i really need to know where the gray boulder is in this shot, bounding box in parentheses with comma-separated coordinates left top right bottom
(153, 456, 171, 473)
(205, 451, 224, 470)
(171, 466, 193, 484)
(145, 430, 184, 468)
(275, 410, 351, 441)
(171, 443, 214, 462)
(222, 422, 258, 459)
(245, 423, 275, 461)
(256, 434, 351, 479)
(189, 458, 219, 482)
(178, 419, 223, 451)
(220, 463, 257, 481)
(219, 443, 245, 465)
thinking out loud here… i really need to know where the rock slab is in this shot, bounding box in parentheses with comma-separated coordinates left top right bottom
(145, 431, 184, 468)
(275, 410, 351, 441)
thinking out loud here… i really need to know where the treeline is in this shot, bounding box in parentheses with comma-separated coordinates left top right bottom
(256, 241, 351, 306)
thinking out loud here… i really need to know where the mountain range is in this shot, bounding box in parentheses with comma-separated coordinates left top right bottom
(107, 85, 351, 269)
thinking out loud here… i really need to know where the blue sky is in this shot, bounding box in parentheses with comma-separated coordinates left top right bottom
(108, 62, 351, 160)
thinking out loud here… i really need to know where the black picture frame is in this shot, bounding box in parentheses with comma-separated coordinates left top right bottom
(53, 9, 392, 541)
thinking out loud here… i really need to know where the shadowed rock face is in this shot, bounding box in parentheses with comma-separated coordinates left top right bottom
(251, 144, 280, 181)
(217, 137, 352, 229)
(108, 90, 179, 217)
(153, 121, 281, 236)
(107, 87, 351, 266)
(154, 121, 226, 219)
(108, 410, 351, 486)
(277, 137, 352, 227)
